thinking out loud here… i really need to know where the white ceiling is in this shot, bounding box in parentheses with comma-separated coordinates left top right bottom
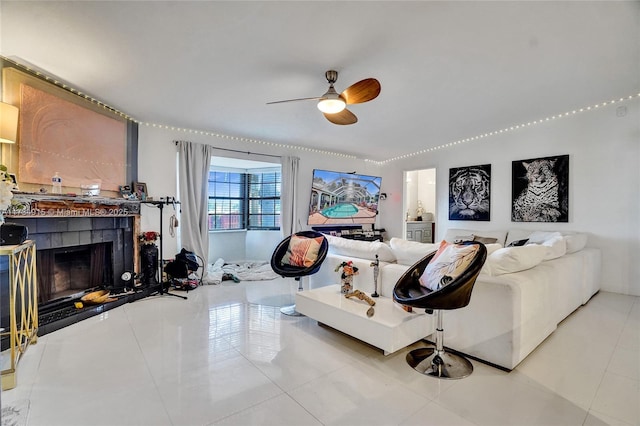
(1, 1, 638, 162)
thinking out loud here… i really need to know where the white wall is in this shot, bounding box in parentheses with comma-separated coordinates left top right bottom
(138, 98, 639, 295)
(380, 98, 640, 296)
(137, 125, 383, 263)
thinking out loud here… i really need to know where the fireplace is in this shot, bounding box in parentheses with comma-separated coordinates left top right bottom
(37, 242, 114, 305)
(6, 208, 140, 336)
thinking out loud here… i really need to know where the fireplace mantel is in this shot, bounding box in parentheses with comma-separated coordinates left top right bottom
(5, 193, 140, 218)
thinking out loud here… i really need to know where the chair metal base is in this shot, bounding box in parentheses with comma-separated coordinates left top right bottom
(406, 346, 473, 379)
(280, 304, 304, 316)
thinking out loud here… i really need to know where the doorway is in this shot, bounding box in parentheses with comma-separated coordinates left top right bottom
(403, 168, 436, 243)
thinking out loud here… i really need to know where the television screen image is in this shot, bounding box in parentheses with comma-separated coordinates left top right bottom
(308, 169, 382, 225)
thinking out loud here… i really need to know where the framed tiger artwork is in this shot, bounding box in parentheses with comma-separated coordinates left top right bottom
(448, 164, 491, 221)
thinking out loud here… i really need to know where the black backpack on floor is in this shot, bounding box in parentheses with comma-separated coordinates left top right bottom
(164, 248, 200, 278)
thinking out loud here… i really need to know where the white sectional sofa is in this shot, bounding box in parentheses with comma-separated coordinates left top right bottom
(308, 229, 601, 370)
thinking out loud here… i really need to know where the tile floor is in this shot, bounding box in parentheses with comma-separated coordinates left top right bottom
(1, 278, 638, 426)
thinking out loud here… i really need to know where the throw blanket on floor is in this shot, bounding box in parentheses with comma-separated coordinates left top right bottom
(204, 258, 280, 285)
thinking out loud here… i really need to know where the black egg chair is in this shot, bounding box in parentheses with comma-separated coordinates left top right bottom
(393, 241, 487, 379)
(271, 230, 329, 316)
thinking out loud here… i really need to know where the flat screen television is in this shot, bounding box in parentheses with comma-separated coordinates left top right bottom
(307, 169, 382, 226)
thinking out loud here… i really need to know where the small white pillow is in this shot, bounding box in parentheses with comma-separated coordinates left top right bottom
(486, 245, 547, 276)
(527, 231, 562, 244)
(484, 243, 503, 256)
(537, 235, 567, 260)
(389, 237, 439, 266)
(326, 235, 396, 262)
(453, 234, 474, 243)
(563, 233, 588, 253)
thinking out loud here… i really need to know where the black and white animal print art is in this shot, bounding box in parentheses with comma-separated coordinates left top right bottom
(449, 164, 491, 221)
(512, 155, 569, 222)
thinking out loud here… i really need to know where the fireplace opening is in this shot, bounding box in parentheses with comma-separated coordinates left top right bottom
(37, 242, 114, 306)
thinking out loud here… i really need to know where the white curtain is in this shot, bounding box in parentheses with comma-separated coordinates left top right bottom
(280, 156, 299, 237)
(177, 140, 214, 273)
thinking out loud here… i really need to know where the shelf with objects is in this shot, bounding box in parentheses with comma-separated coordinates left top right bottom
(0, 240, 38, 390)
(312, 226, 386, 242)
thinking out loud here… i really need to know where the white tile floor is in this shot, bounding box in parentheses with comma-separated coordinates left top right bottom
(2, 278, 639, 426)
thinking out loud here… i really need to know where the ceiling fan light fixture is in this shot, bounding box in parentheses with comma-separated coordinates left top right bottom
(317, 97, 346, 114)
(317, 84, 346, 114)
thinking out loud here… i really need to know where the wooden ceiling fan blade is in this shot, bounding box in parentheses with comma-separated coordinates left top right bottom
(324, 108, 357, 125)
(341, 78, 381, 104)
(266, 96, 322, 105)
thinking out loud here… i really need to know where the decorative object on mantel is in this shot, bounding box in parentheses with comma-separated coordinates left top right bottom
(4, 193, 141, 217)
(335, 260, 359, 294)
(133, 182, 148, 200)
(0, 164, 16, 224)
(139, 231, 159, 287)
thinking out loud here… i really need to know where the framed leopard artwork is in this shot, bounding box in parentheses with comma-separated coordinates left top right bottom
(512, 154, 569, 222)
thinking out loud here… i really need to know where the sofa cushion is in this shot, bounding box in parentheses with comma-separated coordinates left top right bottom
(525, 231, 566, 260)
(473, 235, 498, 244)
(443, 228, 507, 246)
(325, 234, 396, 262)
(507, 238, 529, 247)
(484, 245, 547, 276)
(507, 229, 587, 254)
(563, 233, 588, 253)
(527, 231, 562, 244)
(281, 234, 324, 267)
(389, 237, 439, 266)
(419, 241, 480, 291)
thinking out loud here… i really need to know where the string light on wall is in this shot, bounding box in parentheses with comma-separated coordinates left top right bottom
(3, 56, 636, 165)
(0, 56, 356, 159)
(369, 92, 640, 166)
(140, 121, 357, 159)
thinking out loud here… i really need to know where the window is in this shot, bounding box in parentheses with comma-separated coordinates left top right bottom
(208, 167, 281, 231)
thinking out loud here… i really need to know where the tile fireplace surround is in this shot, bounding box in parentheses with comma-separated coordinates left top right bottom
(3, 194, 142, 335)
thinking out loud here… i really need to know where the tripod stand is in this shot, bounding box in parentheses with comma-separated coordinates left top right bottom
(141, 198, 187, 300)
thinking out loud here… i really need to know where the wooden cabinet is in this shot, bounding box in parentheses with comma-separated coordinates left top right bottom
(406, 221, 434, 243)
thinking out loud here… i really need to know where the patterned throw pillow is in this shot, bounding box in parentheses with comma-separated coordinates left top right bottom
(281, 235, 324, 267)
(473, 235, 498, 244)
(419, 240, 480, 291)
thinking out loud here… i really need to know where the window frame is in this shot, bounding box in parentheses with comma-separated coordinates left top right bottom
(207, 165, 281, 232)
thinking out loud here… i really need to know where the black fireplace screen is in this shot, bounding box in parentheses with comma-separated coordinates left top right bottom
(37, 242, 113, 304)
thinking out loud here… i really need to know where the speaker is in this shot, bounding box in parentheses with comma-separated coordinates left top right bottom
(0, 222, 28, 245)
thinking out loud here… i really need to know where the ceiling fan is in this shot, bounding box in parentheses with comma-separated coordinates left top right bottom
(267, 70, 381, 125)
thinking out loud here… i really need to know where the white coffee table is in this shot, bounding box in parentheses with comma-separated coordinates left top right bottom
(295, 285, 434, 355)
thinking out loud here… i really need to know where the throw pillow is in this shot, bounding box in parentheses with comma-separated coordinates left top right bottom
(453, 234, 474, 243)
(389, 237, 439, 266)
(486, 245, 547, 276)
(531, 235, 566, 260)
(326, 235, 396, 262)
(507, 238, 529, 247)
(419, 241, 480, 291)
(473, 235, 498, 244)
(563, 233, 588, 253)
(281, 235, 324, 267)
(527, 231, 562, 245)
